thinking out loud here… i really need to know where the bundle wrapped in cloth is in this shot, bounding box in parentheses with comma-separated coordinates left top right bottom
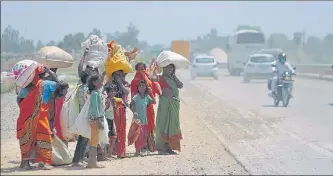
(81, 35, 108, 71)
(35, 46, 73, 69)
(12, 60, 39, 88)
(127, 119, 141, 146)
(156, 50, 190, 69)
(104, 40, 138, 79)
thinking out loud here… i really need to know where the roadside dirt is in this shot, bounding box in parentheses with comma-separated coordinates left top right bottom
(1, 89, 247, 175)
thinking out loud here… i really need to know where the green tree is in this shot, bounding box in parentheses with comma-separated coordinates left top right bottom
(36, 40, 44, 50)
(88, 28, 102, 38)
(1, 25, 21, 53)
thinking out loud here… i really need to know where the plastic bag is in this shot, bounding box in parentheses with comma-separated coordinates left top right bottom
(69, 95, 91, 138)
(36, 46, 73, 68)
(51, 135, 73, 166)
(69, 95, 109, 144)
(60, 88, 79, 141)
(81, 35, 108, 69)
(156, 50, 190, 69)
(127, 119, 141, 146)
(104, 41, 133, 79)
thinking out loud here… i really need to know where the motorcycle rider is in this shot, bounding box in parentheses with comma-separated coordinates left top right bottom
(269, 52, 295, 97)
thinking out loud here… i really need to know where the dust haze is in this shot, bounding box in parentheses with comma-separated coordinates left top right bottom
(1, 1, 333, 175)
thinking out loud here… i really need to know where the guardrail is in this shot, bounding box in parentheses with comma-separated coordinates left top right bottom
(293, 64, 333, 80)
(293, 64, 333, 75)
(217, 63, 333, 80)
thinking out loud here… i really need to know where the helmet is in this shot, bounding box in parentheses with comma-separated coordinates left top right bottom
(277, 52, 287, 64)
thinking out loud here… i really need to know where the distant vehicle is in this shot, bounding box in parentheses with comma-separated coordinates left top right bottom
(242, 53, 275, 83)
(257, 48, 284, 60)
(190, 55, 219, 80)
(171, 40, 190, 69)
(226, 29, 266, 76)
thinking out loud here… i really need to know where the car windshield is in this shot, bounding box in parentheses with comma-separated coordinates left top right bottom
(195, 58, 215, 63)
(258, 49, 282, 57)
(236, 32, 265, 44)
(250, 56, 274, 63)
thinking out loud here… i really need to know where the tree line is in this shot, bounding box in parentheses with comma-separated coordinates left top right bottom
(1, 24, 332, 63)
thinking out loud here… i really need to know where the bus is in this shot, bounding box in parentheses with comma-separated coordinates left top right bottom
(226, 30, 266, 76)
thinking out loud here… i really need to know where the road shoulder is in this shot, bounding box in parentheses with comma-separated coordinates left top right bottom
(1, 97, 247, 175)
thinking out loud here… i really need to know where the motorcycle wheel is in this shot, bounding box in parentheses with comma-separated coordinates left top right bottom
(282, 87, 290, 107)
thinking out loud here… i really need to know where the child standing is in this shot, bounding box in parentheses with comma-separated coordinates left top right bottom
(130, 80, 156, 157)
(72, 71, 89, 167)
(86, 74, 105, 168)
(104, 84, 118, 158)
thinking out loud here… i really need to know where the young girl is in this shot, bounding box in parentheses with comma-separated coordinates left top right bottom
(130, 80, 156, 157)
(53, 81, 70, 146)
(104, 84, 118, 158)
(86, 74, 105, 168)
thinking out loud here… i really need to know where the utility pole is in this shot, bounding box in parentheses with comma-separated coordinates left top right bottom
(293, 32, 305, 64)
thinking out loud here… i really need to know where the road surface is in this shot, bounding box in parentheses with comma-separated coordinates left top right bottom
(178, 69, 333, 175)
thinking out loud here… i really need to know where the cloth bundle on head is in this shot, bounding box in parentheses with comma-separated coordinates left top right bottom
(12, 60, 41, 88)
(104, 40, 136, 79)
(81, 35, 108, 71)
(35, 46, 74, 69)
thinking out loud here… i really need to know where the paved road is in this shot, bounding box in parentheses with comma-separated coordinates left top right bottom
(177, 69, 333, 175)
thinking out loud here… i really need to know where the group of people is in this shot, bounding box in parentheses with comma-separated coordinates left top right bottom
(15, 50, 184, 170)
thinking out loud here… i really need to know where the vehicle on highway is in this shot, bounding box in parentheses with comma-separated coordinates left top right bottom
(268, 67, 296, 107)
(190, 55, 219, 80)
(225, 29, 266, 76)
(242, 53, 275, 83)
(257, 48, 284, 60)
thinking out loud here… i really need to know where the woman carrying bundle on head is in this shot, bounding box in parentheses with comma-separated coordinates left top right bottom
(155, 63, 184, 155)
(17, 65, 59, 170)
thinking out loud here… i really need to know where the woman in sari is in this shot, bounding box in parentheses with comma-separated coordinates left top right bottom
(155, 64, 183, 155)
(106, 70, 130, 158)
(130, 62, 160, 152)
(17, 66, 56, 170)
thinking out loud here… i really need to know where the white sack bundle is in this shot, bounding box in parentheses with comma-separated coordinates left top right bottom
(156, 50, 190, 69)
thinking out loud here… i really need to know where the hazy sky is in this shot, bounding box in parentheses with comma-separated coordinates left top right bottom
(1, 1, 333, 45)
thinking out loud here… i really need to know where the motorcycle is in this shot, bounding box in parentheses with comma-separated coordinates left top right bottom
(268, 65, 296, 107)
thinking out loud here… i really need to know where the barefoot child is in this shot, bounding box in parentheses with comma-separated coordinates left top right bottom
(104, 84, 118, 158)
(130, 80, 156, 157)
(86, 74, 105, 168)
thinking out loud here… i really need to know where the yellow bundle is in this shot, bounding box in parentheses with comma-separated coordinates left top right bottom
(105, 41, 137, 79)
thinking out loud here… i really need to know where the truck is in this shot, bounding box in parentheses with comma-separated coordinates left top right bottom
(171, 40, 190, 59)
(171, 40, 190, 69)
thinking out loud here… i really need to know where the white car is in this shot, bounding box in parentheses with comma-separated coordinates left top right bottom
(190, 55, 219, 80)
(242, 53, 275, 83)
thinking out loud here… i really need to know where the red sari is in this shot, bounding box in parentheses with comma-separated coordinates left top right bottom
(17, 71, 53, 164)
(113, 99, 126, 158)
(53, 97, 65, 140)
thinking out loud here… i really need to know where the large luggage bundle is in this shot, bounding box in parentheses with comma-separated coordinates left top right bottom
(156, 50, 190, 69)
(104, 40, 136, 79)
(81, 35, 108, 71)
(36, 46, 73, 68)
(12, 60, 39, 88)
